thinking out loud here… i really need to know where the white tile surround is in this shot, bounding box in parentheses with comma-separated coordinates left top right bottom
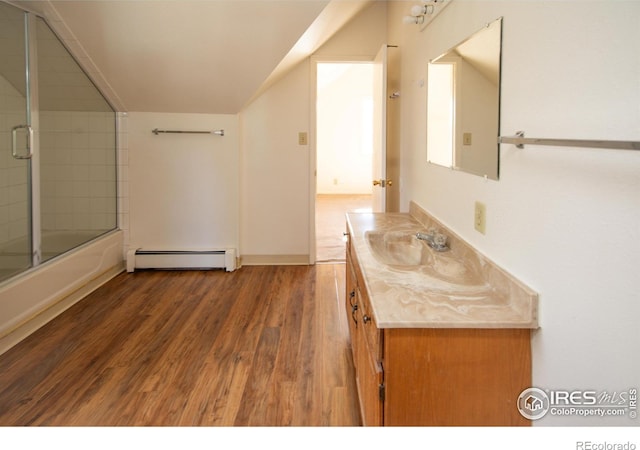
(39, 110, 117, 233)
(0, 77, 29, 250)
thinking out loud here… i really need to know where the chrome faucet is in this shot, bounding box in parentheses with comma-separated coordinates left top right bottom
(416, 230, 449, 252)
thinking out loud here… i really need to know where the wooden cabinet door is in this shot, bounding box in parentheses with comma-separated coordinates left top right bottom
(383, 328, 531, 426)
(345, 257, 358, 363)
(355, 289, 383, 426)
(357, 340, 383, 426)
(346, 237, 383, 426)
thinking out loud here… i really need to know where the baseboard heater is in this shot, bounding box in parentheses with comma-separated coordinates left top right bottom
(126, 249, 237, 272)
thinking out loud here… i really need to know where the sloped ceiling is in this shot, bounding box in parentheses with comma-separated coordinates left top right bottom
(15, 0, 373, 114)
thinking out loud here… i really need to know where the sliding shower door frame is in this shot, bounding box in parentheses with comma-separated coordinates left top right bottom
(25, 11, 42, 268)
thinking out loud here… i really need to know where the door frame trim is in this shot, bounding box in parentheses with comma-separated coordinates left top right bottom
(309, 55, 375, 264)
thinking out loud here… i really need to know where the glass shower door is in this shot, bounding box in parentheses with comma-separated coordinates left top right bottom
(1, 4, 117, 283)
(0, 2, 32, 282)
(34, 16, 117, 263)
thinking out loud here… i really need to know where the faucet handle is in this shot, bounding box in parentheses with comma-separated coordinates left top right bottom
(434, 233, 447, 247)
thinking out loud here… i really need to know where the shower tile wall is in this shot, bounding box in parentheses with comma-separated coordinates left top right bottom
(0, 75, 28, 250)
(2, 84, 116, 252)
(39, 110, 116, 232)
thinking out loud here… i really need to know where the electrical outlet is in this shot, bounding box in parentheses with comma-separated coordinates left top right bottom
(474, 201, 486, 234)
(298, 132, 308, 145)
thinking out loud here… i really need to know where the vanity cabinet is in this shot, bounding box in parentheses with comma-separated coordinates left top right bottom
(346, 251, 383, 426)
(345, 229, 531, 426)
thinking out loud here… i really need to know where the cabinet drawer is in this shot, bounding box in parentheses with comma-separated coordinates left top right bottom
(358, 286, 382, 362)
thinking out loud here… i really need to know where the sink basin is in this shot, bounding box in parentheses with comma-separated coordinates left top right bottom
(365, 230, 485, 286)
(365, 231, 433, 266)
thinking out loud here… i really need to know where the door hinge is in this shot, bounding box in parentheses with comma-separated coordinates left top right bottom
(378, 383, 385, 402)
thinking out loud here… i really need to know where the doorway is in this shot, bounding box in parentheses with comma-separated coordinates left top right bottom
(315, 62, 374, 262)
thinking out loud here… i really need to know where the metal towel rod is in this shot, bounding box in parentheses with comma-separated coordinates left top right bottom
(499, 131, 640, 151)
(152, 128, 224, 136)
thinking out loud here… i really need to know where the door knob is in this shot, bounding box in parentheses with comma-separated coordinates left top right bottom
(386, 180, 393, 187)
(372, 179, 382, 186)
(373, 179, 393, 187)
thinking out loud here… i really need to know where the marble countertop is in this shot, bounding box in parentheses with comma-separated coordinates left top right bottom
(346, 206, 538, 329)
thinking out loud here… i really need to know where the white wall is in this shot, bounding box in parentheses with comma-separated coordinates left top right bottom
(239, 1, 387, 262)
(128, 112, 239, 252)
(240, 62, 311, 262)
(389, 0, 640, 426)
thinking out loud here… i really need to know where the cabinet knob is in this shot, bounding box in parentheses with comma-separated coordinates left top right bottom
(363, 315, 371, 324)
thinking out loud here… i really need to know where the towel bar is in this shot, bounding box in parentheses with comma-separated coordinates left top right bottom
(499, 131, 639, 151)
(152, 128, 224, 136)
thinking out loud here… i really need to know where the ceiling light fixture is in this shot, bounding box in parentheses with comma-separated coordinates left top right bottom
(402, 14, 425, 25)
(411, 4, 435, 17)
(403, 0, 446, 26)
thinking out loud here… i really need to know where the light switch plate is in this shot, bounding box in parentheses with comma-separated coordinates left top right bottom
(298, 132, 308, 145)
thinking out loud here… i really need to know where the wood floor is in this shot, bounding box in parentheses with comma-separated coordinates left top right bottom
(0, 264, 361, 426)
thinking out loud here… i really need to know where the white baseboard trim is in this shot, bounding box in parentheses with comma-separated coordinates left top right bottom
(240, 254, 310, 266)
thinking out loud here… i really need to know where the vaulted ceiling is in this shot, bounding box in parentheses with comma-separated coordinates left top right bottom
(13, 0, 373, 113)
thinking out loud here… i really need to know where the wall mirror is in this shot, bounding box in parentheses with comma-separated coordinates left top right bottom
(427, 17, 502, 180)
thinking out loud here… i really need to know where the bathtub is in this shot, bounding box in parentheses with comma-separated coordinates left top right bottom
(0, 230, 113, 277)
(0, 230, 124, 355)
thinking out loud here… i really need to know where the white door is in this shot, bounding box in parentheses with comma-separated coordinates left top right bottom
(372, 45, 388, 212)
